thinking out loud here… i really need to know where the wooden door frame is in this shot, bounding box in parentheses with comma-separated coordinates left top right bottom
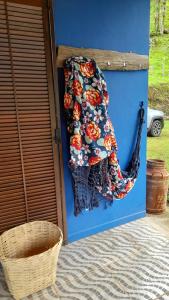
(45, 0, 67, 242)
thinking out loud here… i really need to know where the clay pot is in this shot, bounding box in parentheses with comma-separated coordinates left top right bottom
(146, 159, 169, 214)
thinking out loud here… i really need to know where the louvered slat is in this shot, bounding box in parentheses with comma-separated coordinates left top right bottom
(13, 0, 60, 224)
(0, 0, 26, 232)
(0, 0, 63, 235)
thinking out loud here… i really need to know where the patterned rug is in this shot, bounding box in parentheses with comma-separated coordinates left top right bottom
(1, 218, 169, 300)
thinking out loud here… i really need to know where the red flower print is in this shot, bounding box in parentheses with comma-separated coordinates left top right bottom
(70, 134, 82, 150)
(117, 169, 123, 179)
(109, 152, 118, 164)
(80, 62, 95, 78)
(64, 93, 72, 109)
(72, 80, 83, 96)
(89, 156, 102, 166)
(73, 102, 81, 121)
(86, 122, 101, 141)
(116, 192, 125, 199)
(111, 185, 115, 191)
(85, 89, 101, 106)
(103, 90, 109, 105)
(104, 135, 117, 151)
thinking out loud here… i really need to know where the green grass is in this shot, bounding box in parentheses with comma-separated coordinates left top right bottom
(149, 35, 169, 86)
(147, 120, 169, 171)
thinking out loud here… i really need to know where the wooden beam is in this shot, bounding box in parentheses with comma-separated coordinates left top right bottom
(56, 45, 149, 71)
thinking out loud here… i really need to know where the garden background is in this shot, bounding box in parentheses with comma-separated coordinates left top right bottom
(147, 0, 169, 173)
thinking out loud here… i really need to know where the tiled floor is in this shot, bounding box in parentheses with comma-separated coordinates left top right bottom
(146, 205, 169, 237)
(0, 213, 169, 300)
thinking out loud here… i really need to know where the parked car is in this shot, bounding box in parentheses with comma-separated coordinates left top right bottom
(147, 107, 164, 137)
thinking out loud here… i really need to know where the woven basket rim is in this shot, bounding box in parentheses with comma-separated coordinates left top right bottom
(1, 220, 58, 234)
(0, 221, 63, 262)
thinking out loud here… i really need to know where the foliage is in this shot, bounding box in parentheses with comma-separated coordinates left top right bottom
(148, 84, 169, 115)
(150, 0, 169, 35)
(149, 0, 169, 116)
(149, 0, 169, 86)
(150, 0, 169, 34)
(148, 2, 169, 201)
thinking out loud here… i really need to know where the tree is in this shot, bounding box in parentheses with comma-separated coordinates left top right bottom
(155, 0, 160, 34)
(161, 0, 167, 34)
(154, 0, 167, 35)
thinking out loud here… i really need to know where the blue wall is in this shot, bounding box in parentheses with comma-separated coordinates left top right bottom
(54, 0, 150, 242)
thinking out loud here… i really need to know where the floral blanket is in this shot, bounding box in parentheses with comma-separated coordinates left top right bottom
(64, 56, 144, 215)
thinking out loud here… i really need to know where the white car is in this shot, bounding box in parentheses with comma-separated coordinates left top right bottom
(147, 107, 164, 137)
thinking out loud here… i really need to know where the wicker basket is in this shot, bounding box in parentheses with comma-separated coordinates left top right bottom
(0, 221, 63, 300)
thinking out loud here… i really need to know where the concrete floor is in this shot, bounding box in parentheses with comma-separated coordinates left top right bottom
(146, 204, 169, 237)
(1, 211, 169, 300)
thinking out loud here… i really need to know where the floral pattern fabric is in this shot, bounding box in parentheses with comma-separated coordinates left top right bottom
(64, 56, 144, 213)
(64, 57, 117, 166)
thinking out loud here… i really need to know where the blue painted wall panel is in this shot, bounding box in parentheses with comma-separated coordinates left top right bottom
(54, 0, 150, 242)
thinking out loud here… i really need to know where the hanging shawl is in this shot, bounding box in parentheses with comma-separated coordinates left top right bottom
(64, 56, 145, 216)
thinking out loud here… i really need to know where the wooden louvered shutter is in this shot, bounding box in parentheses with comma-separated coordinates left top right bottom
(0, 0, 65, 235)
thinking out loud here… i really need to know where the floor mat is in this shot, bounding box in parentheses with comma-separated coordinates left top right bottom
(1, 218, 169, 300)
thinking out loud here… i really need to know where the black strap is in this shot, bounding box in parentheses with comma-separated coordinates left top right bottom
(126, 101, 145, 178)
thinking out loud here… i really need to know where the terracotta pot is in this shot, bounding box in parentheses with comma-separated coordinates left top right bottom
(146, 159, 169, 214)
